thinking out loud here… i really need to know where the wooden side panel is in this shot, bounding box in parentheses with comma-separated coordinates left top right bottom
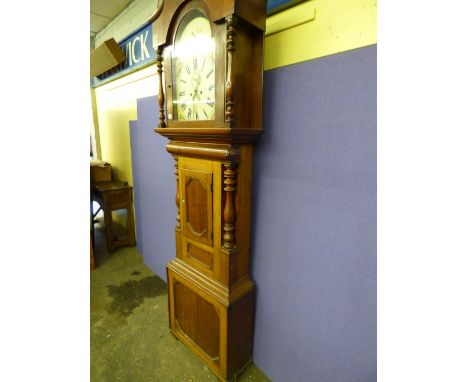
(232, 21, 264, 130)
(173, 281, 221, 362)
(227, 289, 255, 377)
(234, 145, 253, 280)
(250, 30, 264, 131)
(234, 0, 266, 30)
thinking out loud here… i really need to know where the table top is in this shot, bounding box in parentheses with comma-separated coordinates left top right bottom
(92, 181, 132, 192)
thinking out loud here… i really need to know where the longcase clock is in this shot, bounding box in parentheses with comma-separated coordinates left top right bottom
(151, 1, 266, 380)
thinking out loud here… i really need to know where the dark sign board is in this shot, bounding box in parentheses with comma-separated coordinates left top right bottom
(267, 0, 308, 15)
(92, 23, 156, 87)
(92, 2, 305, 86)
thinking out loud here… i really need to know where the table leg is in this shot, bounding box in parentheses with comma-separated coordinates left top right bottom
(103, 207, 115, 253)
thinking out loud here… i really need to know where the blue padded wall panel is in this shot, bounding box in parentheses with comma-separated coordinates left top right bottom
(130, 96, 175, 280)
(251, 45, 376, 382)
(129, 120, 144, 255)
(130, 44, 376, 381)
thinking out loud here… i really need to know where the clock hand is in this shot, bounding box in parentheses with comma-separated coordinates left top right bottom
(192, 72, 202, 101)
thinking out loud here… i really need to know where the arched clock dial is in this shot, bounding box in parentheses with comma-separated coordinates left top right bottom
(172, 10, 215, 121)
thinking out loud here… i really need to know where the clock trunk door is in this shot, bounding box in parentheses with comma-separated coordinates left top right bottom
(180, 167, 213, 247)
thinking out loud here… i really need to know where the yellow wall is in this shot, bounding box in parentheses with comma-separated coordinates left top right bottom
(95, 65, 158, 185)
(265, 0, 377, 70)
(94, 0, 377, 186)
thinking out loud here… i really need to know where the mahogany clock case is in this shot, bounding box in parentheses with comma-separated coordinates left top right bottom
(154, 0, 265, 141)
(152, 1, 266, 381)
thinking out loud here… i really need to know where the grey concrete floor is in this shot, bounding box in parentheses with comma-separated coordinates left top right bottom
(91, 222, 270, 382)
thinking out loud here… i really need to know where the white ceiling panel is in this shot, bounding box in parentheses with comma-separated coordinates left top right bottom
(90, 0, 135, 38)
(91, 13, 111, 33)
(91, 0, 133, 18)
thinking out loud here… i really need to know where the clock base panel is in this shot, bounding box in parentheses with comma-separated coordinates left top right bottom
(167, 261, 255, 381)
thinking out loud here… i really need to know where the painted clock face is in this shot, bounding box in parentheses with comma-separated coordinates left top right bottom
(172, 10, 215, 121)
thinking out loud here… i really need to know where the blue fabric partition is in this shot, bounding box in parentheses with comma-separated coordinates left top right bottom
(130, 97, 176, 280)
(129, 120, 143, 255)
(251, 45, 376, 381)
(130, 44, 376, 381)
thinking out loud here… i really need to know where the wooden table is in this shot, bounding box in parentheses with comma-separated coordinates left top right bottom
(91, 181, 136, 254)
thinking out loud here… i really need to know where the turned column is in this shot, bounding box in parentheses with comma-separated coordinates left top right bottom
(156, 47, 166, 128)
(222, 161, 237, 250)
(173, 155, 180, 229)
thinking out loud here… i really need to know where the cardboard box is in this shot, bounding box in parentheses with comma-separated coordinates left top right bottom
(91, 163, 112, 183)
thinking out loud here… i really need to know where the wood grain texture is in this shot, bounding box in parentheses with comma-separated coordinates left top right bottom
(174, 282, 220, 360)
(155, 127, 264, 144)
(156, 48, 166, 128)
(167, 142, 239, 161)
(152, 1, 265, 380)
(167, 260, 255, 380)
(92, 181, 136, 254)
(187, 243, 214, 270)
(180, 160, 214, 247)
(173, 155, 181, 228)
(152, 0, 266, 49)
(225, 15, 237, 123)
(222, 162, 236, 249)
